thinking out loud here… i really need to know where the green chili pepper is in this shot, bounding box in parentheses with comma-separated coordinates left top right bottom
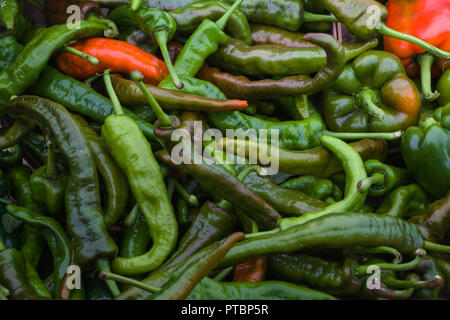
(235, 166, 327, 217)
(187, 276, 337, 300)
(169, 0, 252, 45)
(6, 205, 71, 299)
(410, 191, 450, 243)
(120, 207, 151, 258)
(0, 203, 19, 249)
(102, 70, 177, 275)
(376, 184, 429, 219)
(8, 166, 44, 269)
(108, 4, 183, 88)
(0, 119, 34, 150)
(6, 96, 118, 266)
(0, 0, 19, 30)
(323, 50, 422, 133)
(0, 144, 22, 168)
(281, 176, 342, 202)
(0, 247, 49, 300)
(117, 27, 159, 54)
(74, 115, 129, 229)
(110, 74, 248, 112)
(29, 139, 68, 218)
(219, 213, 425, 268)
(219, 138, 387, 177)
(0, 16, 118, 113)
(149, 232, 244, 300)
(411, 255, 444, 299)
(437, 69, 450, 106)
(276, 135, 368, 230)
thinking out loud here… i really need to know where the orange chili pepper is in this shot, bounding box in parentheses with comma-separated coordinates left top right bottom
(232, 256, 267, 282)
(56, 38, 169, 85)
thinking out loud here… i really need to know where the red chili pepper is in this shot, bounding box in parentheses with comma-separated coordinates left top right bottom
(383, 0, 450, 101)
(232, 256, 267, 282)
(56, 38, 169, 85)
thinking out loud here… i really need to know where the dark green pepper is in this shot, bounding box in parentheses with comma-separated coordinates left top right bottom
(281, 175, 342, 202)
(437, 69, 450, 106)
(376, 184, 429, 219)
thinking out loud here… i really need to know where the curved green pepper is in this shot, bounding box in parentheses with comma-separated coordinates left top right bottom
(323, 50, 422, 132)
(281, 175, 342, 202)
(376, 184, 429, 219)
(437, 69, 450, 106)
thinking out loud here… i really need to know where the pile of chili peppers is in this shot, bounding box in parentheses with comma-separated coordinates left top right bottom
(0, 0, 448, 301)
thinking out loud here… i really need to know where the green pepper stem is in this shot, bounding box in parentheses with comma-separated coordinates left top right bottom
(357, 172, 385, 193)
(379, 23, 450, 61)
(302, 11, 338, 23)
(25, 0, 44, 11)
(213, 267, 234, 281)
(155, 31, 184, 89)
(84, 73, 102, 87)
(369, 283, 414, 300)
(352, 246, 402, 264)
(131, 0, 143, 11)
(174, 180, 198, 207)
(96, 258, 121, 298)
(417, 53, 440, 101)
(424, 241, 450, 254)
(61, 46, 99, 66)
(237, 165, 260, 182)
(354, 87, 385, 119)
(123, 204, 139, 228)
(355, 253, 423, 276)
(383, 274, 443, 289)
(103, 69, 125, 116)
(294, 95, 310, 120)
(215, 0, 244, 30)
(131, 70, 173, 128)
(322, 130, 403, 140)
(99, 271, 161, 293)
(216, 199, 233, 211)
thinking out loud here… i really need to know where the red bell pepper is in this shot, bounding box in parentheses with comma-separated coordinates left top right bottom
(384, 0, 450, 101)
(56, 38, 169, 85)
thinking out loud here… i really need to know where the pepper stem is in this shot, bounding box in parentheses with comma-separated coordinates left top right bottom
(61, 46, 99, 66)
(357, 172, 385, 193)
(322, 130, 403, 140)
(417, 53, 440, 101)
(45, 139, 59, 178)
(302, 11, 337, 23)
(155, 31, 183, 89)
(174, 180, 198, 207)
(131, 70, 173, 128)
(96, 258, 120, 298)
(213, 266, 234, 281)
(216, 199, 233, 211)
(354, 250, 425, 276)
(383, 274, 443, 289)
(369, 283, 414, 300)
(215, 0, 244, 30)
(351, 246, 402, 264)
(131, 0, 143, 11)
(354, 87, 385, 119)
(424, 241, 450, 254)
(380, 23, 450, 61)
(99, 271, 161, 293)
(103, 70, 124, 115)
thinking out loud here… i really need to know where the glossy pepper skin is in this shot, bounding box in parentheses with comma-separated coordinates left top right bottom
(169, 0, 252, 45)
(154, 117, 282, 230)
(29, 140, 68, 218)
(323, 50, 422, 133)
(220, 213, 425, 267)
(0, 248, 48, 300)
(236, 167, 327, 217)
(110, 74, 248, 112)
(188, 277, 336, 300)
(281, 176, 342, 202)
(219, 138, 387, 177)
(233, 256, 267, 282)
(0, 144, 22, 168)
(410, 191, 450, 242)
(102, 72, 177, 275)
(6, 96, 118, 266)
(0, 0, 18, 30)
(401, 111, 450, 198)
(268, 254, 362, 295)
(376, 184, 429, 219)
(56, 38, 168, 84)
(197, 33, 346, 100)
(364, 160, 413, 197)
(0, 16, 117, 113)
(437, 69, 450, 106)
(74, 115, 129, 229)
